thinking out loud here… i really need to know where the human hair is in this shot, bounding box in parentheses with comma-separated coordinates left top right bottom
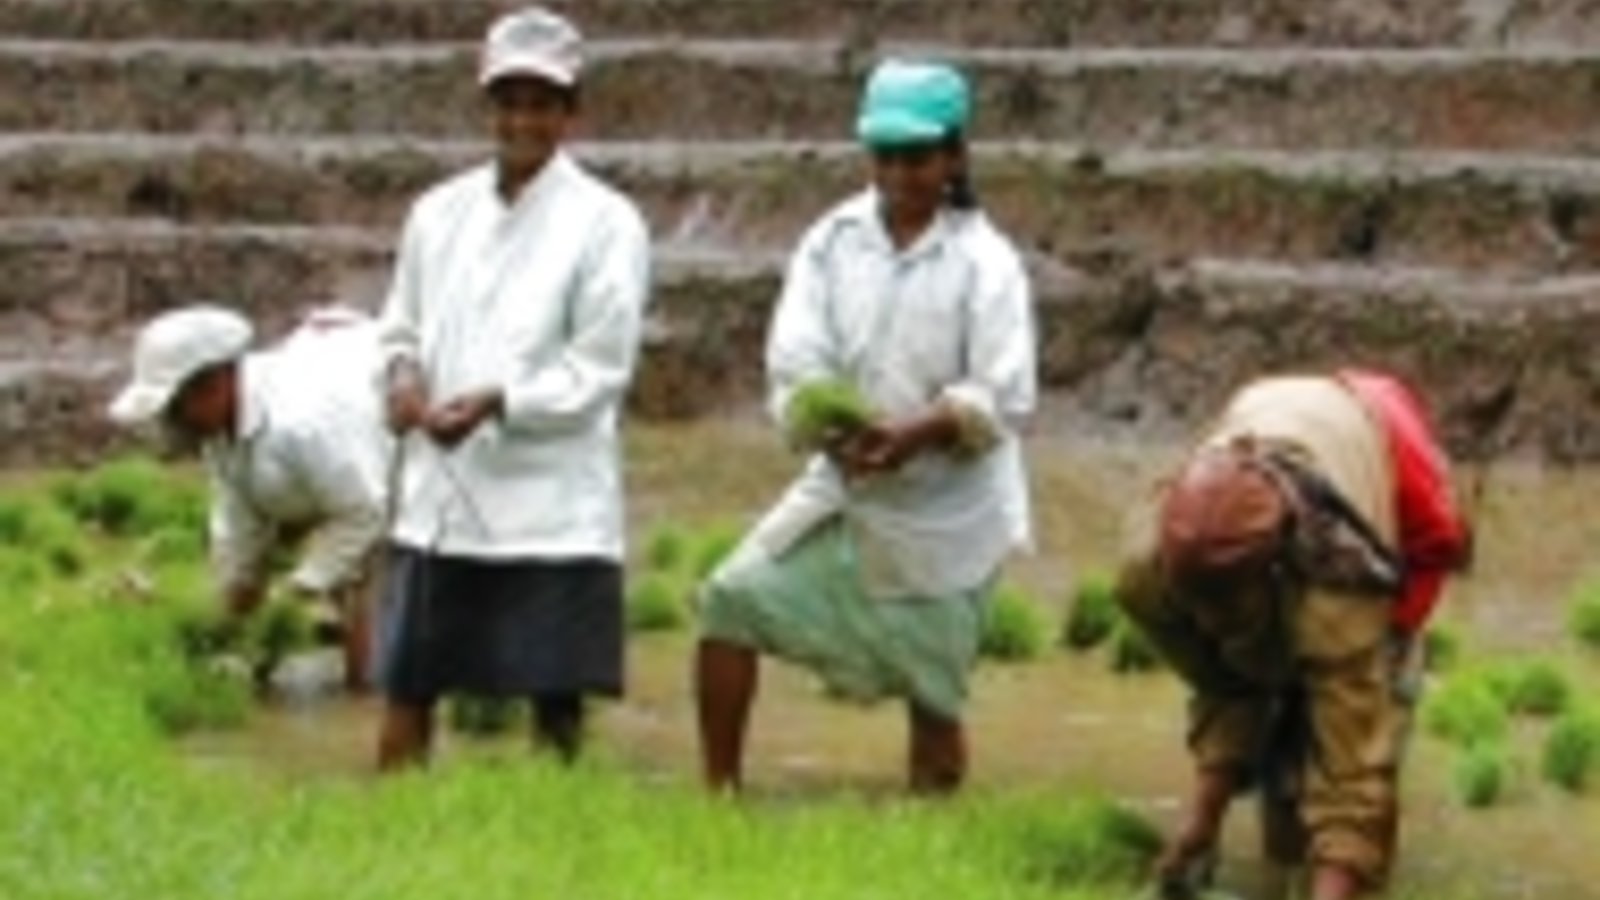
(942, 132, 978, 211)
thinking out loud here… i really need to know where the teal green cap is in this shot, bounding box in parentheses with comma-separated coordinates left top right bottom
(855, 59, 971, 148)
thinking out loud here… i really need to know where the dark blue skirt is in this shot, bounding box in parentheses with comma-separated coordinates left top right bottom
(377, 544, 624, 704)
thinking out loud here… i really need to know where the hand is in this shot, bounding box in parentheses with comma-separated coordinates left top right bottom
(424, 389, 502, 449)
(1153, 826, 1219, 897)
(846, 422, 922, 476)
(827, 410, 960, 479)
(821, 425, 878, 481)
(386, 361, 429, 434)
(224, 581, 266, 620)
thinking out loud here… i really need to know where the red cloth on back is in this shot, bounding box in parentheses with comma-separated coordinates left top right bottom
(1338, 369, 1470, 632)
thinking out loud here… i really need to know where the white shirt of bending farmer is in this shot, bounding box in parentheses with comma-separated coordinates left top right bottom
(204, 315, 392, 597)
(753, 190, 1037, 599)
(377, 151, 651, 559)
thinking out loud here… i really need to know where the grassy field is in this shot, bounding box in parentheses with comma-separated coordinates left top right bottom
(1, 424, 1597, 899)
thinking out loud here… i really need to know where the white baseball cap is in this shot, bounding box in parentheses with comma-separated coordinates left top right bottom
(478, 6, 583, 88)
(108, 305, 253, 425)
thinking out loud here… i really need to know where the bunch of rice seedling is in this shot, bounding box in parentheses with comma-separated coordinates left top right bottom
(1568, 581, 1600, 651)
(985, 793, 1162, 886)
(0, 496, 85, 578)
(52, 457, 204, 537)
(1061, 570, 1118, 651)
(144, 661, 252, 734)
(690, 522, 742, 580)
(645, 523, 691, 573)
(1501, 659, 1572, 717)
(979, 583, 1048, 663)
(1423, 622, 1464, 672)
(1452, 742, 1510, 808)
(785, 379, 872, 450)
(1542, 708, 1600, 792)
(1108, 617, 1162, 674)
(1423, 673, 1509, 747)
(627, 572, 690, 633)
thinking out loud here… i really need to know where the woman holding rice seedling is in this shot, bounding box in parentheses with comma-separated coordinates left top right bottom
(694, 59, 1037, 794)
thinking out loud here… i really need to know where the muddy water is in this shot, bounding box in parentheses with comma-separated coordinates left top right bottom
(182, 423, 1600, 899)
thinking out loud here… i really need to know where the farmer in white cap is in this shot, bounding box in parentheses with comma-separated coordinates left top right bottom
(109, 304, 391, 692)
(694, 59, 1037, 793)
(375, 6, 650, 769)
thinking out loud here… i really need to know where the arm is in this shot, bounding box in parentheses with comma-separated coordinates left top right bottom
(283, 423, 388, 596)
(937, 248, 1036, 453)
(378, 206, 430, 434)
(208, 463, 274, 617)
(495, 207, 651, 437)
(1116, 555, 1255, 890)
(767, 227, 849, 443)
(845, 246, 1038, 476)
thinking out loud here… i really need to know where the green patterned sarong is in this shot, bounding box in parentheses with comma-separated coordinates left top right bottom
(699, 518, 990, 720)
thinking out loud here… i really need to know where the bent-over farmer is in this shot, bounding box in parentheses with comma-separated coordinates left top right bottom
(1117, 370, 1471, 900)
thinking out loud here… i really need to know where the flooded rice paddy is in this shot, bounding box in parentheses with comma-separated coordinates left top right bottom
(183, 420, 1600, 899)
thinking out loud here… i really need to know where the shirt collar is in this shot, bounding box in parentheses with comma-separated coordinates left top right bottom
(850, 188, 956, 262)
(233, 353, 269, 442)
(494, 149, 573, 213)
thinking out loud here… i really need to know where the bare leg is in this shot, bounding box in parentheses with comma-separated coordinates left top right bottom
(1310, 862, 1365, 900)
(695, 638, 759, 792)
(907, 703, 966, 794)
(377, 700, 434, 772)
(341, 587, 373, 694)
(533, 693, 585, 762)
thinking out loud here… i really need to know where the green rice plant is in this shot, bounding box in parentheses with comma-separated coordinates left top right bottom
(241, 593, 317, 681)
(979, 792, 1161, 886)
(141, 525, 207, 568)
(1060, 569, 1118, 652)
(1452, 742, 1509, 808)
(1568, 581, 1600, 651)
(0, 496, 86, 577)
(143, 655, 252, 735)
(785, 378, 872, 449)
(1423, 621, 1464, 673)
(1500, 659, 1572, 718)
(447, 694, 523, 737)
(645, 523, 691, 573)
(1541, 708, 1600, 793)
(979, 583, 1047, 662)
(1108, 616, 1162, 673)
(0, 548, 52, 597)
(690, 522, 742, 580)
(51, 456, 204, 537)
(1423, 673, 1509, 747)
(627, 572, 690, 632)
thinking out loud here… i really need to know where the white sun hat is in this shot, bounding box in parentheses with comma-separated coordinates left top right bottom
(108, 305, 253, 425)
(478, 6, 583, 88)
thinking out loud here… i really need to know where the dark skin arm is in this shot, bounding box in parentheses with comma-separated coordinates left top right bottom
(826, 407, 962, 480)
(423, 388, 503, 448)
(386, 358, 502, 448)
(224, 580, 266, 619)
(386, 358, 430, 435)
(1155, 765, 1237, 893)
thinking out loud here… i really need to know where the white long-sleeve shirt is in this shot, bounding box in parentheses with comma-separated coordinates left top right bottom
(207, 316, 392, 595)
(752, 191, 1037, 599)
(378, 152, 651, 560)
